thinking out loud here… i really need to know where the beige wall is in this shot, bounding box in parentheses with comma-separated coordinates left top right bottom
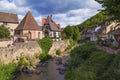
(106, 22, 118, 34)
(22, 30, 43, 40)
(0, 22, 18, 36)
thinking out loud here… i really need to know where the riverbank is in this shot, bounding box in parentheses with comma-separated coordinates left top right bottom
(14, 54, 70, 80)
(65, 42, 120, 80)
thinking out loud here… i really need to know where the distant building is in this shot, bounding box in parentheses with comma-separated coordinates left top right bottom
(0, 12, 19, 36)
(15, 11, 42, 42)
(108, 24, 120, 47)
(42, 16, 62, 41)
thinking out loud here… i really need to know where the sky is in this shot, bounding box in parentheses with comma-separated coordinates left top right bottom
(0, 0, 101, 27)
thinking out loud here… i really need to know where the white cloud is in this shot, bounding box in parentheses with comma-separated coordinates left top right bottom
(35, 16, 43, 26)
(0, 0, 101, 28)
(53, 8, 99, 27)
(18, 15, 24, 22)
(0, 0, 30, 13)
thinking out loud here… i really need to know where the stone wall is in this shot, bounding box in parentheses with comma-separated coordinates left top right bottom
(0, 40, 70, 64)
(0, 41, 41, 64)
(0, 40, 13, 47)
(49, 40, 70, 55)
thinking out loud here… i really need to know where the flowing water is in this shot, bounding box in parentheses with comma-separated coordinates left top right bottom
(14, 58, 67, 80)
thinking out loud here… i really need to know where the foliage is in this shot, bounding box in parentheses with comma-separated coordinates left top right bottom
(39, 51, 52, 62)
(61, 32, 67, 40)
(77, 11, 109, 31)
(0, 25, 10, 38)
(64, 26, 73, 39)
(17, 54, 33, 68)
(38, 38, 53, 53)
(96, 0, 120, 21)
(72, 26, 81, 41)
(0, 62, 17, 80)
(56, 49, 61, 56)
(101, 51, 120, 80)
(65, 42, 116, 80)
(66, 38, 76, 50)
(38, 38, 53, 61)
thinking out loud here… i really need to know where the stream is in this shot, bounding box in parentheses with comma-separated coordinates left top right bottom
(14, 56, 69, 80)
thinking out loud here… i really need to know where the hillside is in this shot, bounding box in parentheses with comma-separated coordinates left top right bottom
(78, 11, 110, 31)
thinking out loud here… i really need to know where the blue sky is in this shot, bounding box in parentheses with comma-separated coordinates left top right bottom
(0, 0, 101, 27)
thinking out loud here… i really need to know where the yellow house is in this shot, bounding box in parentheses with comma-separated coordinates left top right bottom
(96, 21, 118, 40)
(15, 11, 42, 42)
(0, 12, 19, 36)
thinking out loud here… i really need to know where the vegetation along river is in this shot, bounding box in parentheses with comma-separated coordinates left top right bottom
(14, 56, 69, 80)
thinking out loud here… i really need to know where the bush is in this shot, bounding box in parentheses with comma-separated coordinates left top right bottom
(65, 41, 115, 80)
(0, 62, 17, 80)
(56, 49, 61, 56)
(0, 25, 10, 38)
(38, 38, 53, 61)
(39, 52, 52, 62)
(17, 54, 34, 68)
(38, 38, 53, 53)
(66, 38, 76, 50)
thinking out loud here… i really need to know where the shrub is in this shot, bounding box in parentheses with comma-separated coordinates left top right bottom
(0, 62, 17, 80)
(0, 25, 10, 38)
(17, 54, 33, 68)
(39, 51, 52, 62)
(56, 49, 61, 56)
(65, 41, 115, 80)
(38, 38, 53, 53)
(38, 38, 53, 61)
(66, 38, 76, 50)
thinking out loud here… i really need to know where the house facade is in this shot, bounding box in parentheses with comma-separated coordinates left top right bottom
(42, 16, 62, 41)
(0, 12, 19, 36)
(81, 21, 118, 42)
(107, 24, 120, 47)
(15, 11, 42, 42)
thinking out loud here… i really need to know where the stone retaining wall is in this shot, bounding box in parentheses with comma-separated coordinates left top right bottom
(0, 40, 69, 64)
(49, 40, 70, 55)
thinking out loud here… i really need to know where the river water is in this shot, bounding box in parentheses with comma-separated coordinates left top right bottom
(14, 57, 68, 80)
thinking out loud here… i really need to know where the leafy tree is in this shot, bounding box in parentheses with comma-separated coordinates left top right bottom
(0, 25, 10, 38)
(78, 11, 109, 31)
(64, 26, 73, 39)
(73, 26, 81, 41)
(95, 0, 120, 21)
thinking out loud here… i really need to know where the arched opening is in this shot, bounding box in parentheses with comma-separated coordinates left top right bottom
(28, 31, 32, 40)
(15, 38, 25, 42)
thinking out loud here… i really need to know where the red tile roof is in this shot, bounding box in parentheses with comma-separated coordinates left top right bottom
(42, 16, 62, 32)
(16, 11, 42, 31)
(0, 12, 18, 23)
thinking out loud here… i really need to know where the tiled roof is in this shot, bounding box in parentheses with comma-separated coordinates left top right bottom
(16, 11, 42, 31)
(0, 12, 18, 23)
(42, 16, 62, 32)
(110, 29, 120, 35)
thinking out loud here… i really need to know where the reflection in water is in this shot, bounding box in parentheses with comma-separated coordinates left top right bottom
(15, 59, 66, 80)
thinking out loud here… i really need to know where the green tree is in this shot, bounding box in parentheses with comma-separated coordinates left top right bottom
(73, 26, 80, 41)
(95, 0, 120, 21)
(64, 26, 73, 39)
(78, 11, 109, 31)
(0, 25, 10, 38)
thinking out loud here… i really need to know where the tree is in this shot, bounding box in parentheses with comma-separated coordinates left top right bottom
(0, 25, 10, 38)
(95, 0, 120, 21)
(78, 11, 109, 31)
(64, 26, 73, 39)
(73, 26, 81, 41)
